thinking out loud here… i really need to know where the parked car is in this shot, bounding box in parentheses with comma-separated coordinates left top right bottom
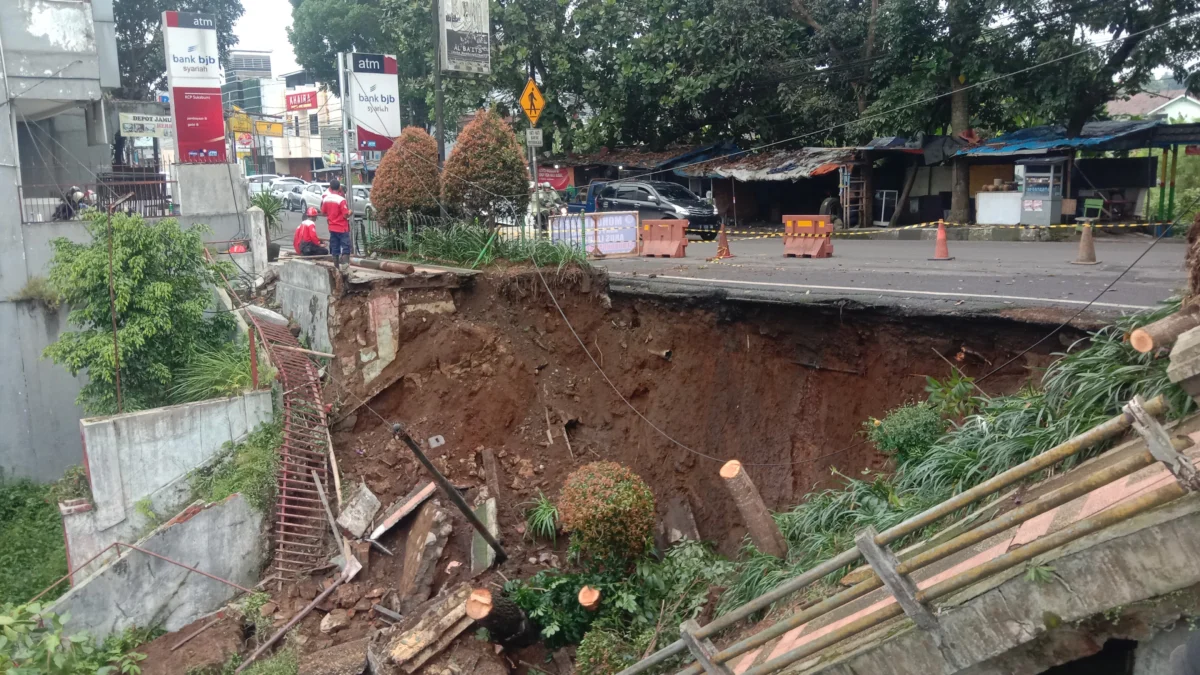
(247, 174, 280, 196)
(270, 177, 306, 201)
(596, 180, 720, 239)
(282, 185, 308, 211)
(566, 180, 608, 214)
(350, 185, 374, 220)
(300, 182, 330, 212)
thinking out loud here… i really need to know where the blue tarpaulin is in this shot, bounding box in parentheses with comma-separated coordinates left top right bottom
(958, 120, 1161, 156)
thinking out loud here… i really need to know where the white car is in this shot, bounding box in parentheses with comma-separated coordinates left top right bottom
(270, 177, 306, 201)
(300, 182, 330, 212)
(247, 174, 280, 196)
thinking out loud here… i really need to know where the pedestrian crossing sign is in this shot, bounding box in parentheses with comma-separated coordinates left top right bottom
(520, 79, 545, 127)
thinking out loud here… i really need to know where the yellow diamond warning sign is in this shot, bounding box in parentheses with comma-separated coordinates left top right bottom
(520, 79, 545, 127)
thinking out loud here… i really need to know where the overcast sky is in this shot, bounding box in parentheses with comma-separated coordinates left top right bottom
(233, 0, 300, 77)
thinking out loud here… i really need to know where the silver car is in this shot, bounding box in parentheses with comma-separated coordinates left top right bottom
(351, 185, 373, 220)
(300, 182, 329, 212)
(270, 177, 306, 201)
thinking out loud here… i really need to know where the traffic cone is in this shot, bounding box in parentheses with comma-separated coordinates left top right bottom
(929, 219, 954, 261)
(1071, 223, 1100, 265)
(709, 222, 735, 261)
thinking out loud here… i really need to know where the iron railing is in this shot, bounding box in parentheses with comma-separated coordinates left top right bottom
(619, 394, 1196, 675)
(19, 179, 178, 223)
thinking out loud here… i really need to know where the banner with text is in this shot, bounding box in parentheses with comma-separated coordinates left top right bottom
(119, 113, 174, 139)
(286, 90, 318, 111)
(439, 0, 490, 75)
(163, 11, 226, 162)
(348, 53, 401, 152)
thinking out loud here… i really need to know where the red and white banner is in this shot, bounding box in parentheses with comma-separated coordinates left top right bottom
(286, 90, 318, 111)
(162, 11, 226, 162)
(537, 166, 572, 191)
(348, 53, 401, 152)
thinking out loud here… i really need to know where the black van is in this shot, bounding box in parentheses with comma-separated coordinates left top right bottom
(596, 180, 721, 240)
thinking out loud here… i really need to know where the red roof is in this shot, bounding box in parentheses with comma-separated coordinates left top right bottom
(1106, 90, 1185, 118)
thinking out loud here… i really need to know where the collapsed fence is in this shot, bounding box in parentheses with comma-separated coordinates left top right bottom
(617, 394, 1199, 675)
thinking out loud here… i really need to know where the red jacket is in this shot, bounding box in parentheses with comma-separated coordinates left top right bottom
(321, 190, 351, 233)
(294, 219, 320, 251)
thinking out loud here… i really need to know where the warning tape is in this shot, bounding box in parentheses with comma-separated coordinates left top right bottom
(689, 221, 1171, 242)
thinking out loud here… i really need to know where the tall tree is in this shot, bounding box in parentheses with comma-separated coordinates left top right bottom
(288, 0, 388, 95)
(113, 0, 244, 100)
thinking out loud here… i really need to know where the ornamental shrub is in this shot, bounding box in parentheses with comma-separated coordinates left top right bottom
(372, 126, 441, 222)
(864, 402, 943, 465)
(559, 462, 655, 563)
(441, 109, 530, 223)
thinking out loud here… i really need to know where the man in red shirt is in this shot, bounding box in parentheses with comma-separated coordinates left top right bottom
(321, 178, 352, 269)
(294, 207, 328, 256)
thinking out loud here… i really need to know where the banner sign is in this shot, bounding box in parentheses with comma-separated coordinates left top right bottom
(348, 53, 401, 152)
(119, 113, 174, 138)
(162, 11, 226, 162)
(286, 90, 318, 111)
(549, 211, 639, 256)
(538, 166, 571, 191)
(254, 120, 285, 137)
(439, 0, 490, 75)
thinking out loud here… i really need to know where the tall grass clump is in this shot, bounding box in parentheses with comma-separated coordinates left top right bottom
(190, 419, 282, 513)
(720, 299, 1194, 614)
(402, 221, 589, 268)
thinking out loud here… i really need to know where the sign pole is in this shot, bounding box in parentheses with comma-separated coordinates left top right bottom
(531, 137, 539, 239)
(338, 52, 355, 253)
(432, 0, 446, 167)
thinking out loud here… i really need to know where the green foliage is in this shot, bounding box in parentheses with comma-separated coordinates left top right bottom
(241, 592, 275, 645)
(398, 222, 589, 269)
(925, 373, 982, 418)
(50, 466, 91, 504)
(11, 276, 61, 309)
(721, 299, 1196, 614)
(190, 420, 282, 513)
(373, 127, 442, 222)
(559, 462, 656, 564)
(506, 541, 735, 653)
(576, 629, 638, 675)
(250, 193, 285, 235)
(134, 498, 158, 525)
(203, 647, 299, 675)
(441, 110, 530, 222)
(525, 491, 560, 543)
(0, 603, 156, 674)
(114, 0, 244, 101)
(864, 403, 943, 464)
(1025, 563, 1057, 585)
(171, 340, 256, 403)
(42, 212, 236, 416)
(0, 481, 67, 606)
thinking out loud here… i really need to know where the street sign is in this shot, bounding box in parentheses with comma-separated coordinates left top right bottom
(520, 79, 544, 127)
(525, 128, 543, 147)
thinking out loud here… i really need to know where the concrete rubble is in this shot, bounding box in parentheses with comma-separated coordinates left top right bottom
(384, 583, 474, 674)
(397, 500, 453, 613)
(298, 637, 369, 675)
(470, 497, 499, 575)
(337, 482, 382, 539)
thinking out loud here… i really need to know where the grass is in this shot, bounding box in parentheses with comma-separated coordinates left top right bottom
(718, 298, 1196, 615)
(525, 491, 560, 543)
(171, 341, 258, 403)
(0, 480, 68, 605)
(190, 419, 282, 513)
(10, 275, 61, 309)
(374, 221, 590, 269)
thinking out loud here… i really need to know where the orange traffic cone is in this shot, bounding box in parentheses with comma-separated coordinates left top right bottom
(709, 222, 735, 261)
(1071, 223, 1100, 265)
(929, 219, 954, 261)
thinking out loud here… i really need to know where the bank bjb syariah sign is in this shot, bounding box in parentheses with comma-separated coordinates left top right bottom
(348, 53, 401, 152)
(162, 11, 226, 163)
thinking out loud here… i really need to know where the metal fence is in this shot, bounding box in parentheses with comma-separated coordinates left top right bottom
(19, 179, 177, 223)
(618, 394, 1198, 675)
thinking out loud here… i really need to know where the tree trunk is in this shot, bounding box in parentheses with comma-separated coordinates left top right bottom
(889, 158, 919, 227)
(465, 589, 539, 649)
(949, 72, 971, 224)
(862, 150, 875, 228)
(720, 460, 787, 558)
(1129, 307, 1200, 353)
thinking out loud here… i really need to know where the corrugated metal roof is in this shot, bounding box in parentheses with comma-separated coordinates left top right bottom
(554, 145, 705, 169)
(960, 120, 1161, 156)
(676, 147, 855, 180)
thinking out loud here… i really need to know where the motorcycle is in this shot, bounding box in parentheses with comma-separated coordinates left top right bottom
(51, 187, 92, 221)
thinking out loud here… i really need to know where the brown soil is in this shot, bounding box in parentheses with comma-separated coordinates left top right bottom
(140, 613, 243, 675)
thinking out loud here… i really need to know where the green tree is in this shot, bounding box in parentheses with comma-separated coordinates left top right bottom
(114, 0, 244, 100)
(372, 126, 443, 221)
(43, 212, 235, 415)
(288, 0, 389, 95)
(441, 109, 530, 221)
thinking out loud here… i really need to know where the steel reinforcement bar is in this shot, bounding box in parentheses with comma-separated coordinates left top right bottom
(617, 395, 1169, 675)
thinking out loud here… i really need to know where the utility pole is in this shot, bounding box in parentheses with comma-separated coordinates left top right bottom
(338, 52, 356, 252)
(432, 0, 445, 166)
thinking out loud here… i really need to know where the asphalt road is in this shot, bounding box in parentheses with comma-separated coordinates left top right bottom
(597, 235, 1188, 319)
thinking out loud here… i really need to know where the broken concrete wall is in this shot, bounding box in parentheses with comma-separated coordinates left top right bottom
(786, 494, 1200, 675)
(51, 493, 266, 641)
(64, 391, 273, 580)
(276, 259, 335, 354)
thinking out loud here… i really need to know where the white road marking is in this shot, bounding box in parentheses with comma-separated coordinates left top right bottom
(609, 273, 1155, 310)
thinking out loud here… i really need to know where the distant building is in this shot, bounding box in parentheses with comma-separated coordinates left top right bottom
(1106, 90, 1200, 122)
(225, 49, 273, 84)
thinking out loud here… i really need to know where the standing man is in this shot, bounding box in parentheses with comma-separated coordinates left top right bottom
(321, 178, 352, 270)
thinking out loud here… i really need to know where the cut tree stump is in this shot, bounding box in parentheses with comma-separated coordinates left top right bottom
(1131, 307, 1200, 353)
(464, 588, 539, 649)
(578, 586, 601, 611)
(719, 460, 787, 558)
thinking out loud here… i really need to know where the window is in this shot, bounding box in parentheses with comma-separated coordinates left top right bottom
(650, 183, 699, 201)
(309, 114, 319, 136)
(616, 186, 641, 200)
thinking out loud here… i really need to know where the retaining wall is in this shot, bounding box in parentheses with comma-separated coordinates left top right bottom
(63, 391, 272, 580)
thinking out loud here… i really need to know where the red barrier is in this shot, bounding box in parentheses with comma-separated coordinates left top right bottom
(783, 215, 833, 258)
(641, 219, 688, 258)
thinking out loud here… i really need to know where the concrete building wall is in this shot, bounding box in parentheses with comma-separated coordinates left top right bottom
(51, 493, 267, 640)
(276, 259, 335, 353)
